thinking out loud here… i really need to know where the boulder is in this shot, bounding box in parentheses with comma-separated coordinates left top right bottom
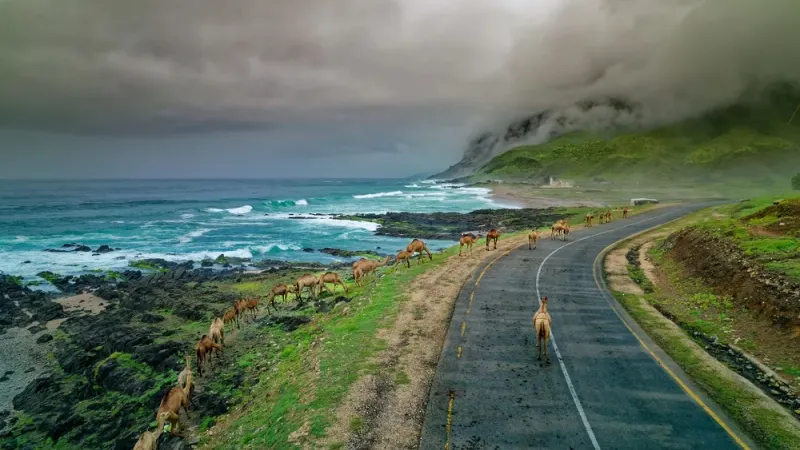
(94, 245, 114, 253)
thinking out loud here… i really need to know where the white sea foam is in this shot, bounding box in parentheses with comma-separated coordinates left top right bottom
(404, 184, 421, 188)
(13, 236, 29, 243)
(181, 213, 195, 219)
(271, 213, 379, 231)
(206, 205, 253, 215)
(296, 199, 309, 206)
(255, 243, 302, 253)
(178, 228, 214, 244)
(352, 191, 404, 199)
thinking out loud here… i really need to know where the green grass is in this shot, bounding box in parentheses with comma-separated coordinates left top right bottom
(472, 97, 800, 191)
(612, 291, 800, 449)
(199, 241, 476, 449)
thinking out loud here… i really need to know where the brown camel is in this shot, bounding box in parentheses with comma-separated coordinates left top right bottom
(222, 309, 238, 331)
(316, 272, 348, 296)
(352, 258, 368, 270)
(177, 354, 192, 391)
(265, 284, 295, 313)
(156, 386, 189, 435)
(551, 220, 567, 240)
(459, 233, 478, 256)
(133, 412, 171, 449)
(395, 250, 412, 268)
(560, 223, 571, 241)
(584, 213, 594, 227)
(528, 231, 540, 250)
(233, 299, 249, 326)
(599, 211, 606, 224)
(209, 317, 225, 346)
(406, 239, 433, 263)
(295, 273, 320, 301)
(533, 296, 552, 362)
(244, 297, 260, 320)
(604, 210, 612, 223)
(485, 229, 500, 250)
(622, 207, 629, 219)
(195, 334, 222, 377)
(354, 256, 391, 286)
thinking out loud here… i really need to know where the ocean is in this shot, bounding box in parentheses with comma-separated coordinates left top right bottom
(0, 179, 516, 281)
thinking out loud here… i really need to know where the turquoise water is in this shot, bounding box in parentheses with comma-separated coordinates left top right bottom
(0, 179, 515, 280)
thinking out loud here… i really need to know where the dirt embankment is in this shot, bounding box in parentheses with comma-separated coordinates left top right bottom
(323, 234, 529, 449)
(664, 227, 800, 329)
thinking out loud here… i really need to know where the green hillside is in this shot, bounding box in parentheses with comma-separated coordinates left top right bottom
(473, 93, 800, 190)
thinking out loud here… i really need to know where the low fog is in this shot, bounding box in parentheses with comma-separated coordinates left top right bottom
(1, 0, 799, 177)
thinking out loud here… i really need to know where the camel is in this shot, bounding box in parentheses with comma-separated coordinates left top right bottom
(406, 239, 433, 263)
(354, 256, 391, 286)
(485, 229, 500, 250)
(584, 213, 594, 227)
(209, 317, 225, 346)
(599, 211, 606, 225)
(528, 231, 540, 250)
(551, 220, 568, 240)
(604, 210, 612, 223)
(533, 296, 552, 363)
(352, 258, 368, 270)
(176, 353, 194, 405)
(156, 386, 189, 435)
(265, 284, 296, 313)
(316, 272, 348, 296)
(560, 223, 571, 241)
(244, 297, 260, 321)
(459, 233, 478, 256)
(295, 273, 320, 301)
(395, 250, 412, 268)
(233, 299, 249, 326)
(622, 207, 629, 219)
(222, 309, 238, 331)
(133, 412, 171, 449)
(195, 334, 222, 377)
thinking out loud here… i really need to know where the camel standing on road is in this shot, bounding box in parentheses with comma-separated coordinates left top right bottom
(295, 273, 320, 301)
(406, 239, 433, 263)
(485, 229, 500, 250)
(316, 272, 348, 296)
(622, 207, 629, 219)
(551, 220, 567, 240)
(528, 231, 540, 250)
(585, 213, 594, 227)
(604, 210, 612, 223)
(560, 223, 571, 241)
(459, 233, 478, 256)
(533, 296, 552, 363)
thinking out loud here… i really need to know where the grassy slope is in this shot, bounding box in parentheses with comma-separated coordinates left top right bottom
(473, 97, 800, 191)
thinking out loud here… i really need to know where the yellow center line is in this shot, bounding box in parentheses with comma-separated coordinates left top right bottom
(457, 346, 462, 358)
(460, 321, 466, 337)
(444, 391, 455, 450)
(593, 229, 751, 450)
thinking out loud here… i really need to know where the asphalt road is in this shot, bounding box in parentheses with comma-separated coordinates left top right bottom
(419, 203, 753, 450)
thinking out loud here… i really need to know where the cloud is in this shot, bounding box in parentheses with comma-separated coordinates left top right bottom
(0, 0, 798, 137)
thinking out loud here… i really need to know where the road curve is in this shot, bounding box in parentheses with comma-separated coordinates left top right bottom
(419, 203, 753, 450)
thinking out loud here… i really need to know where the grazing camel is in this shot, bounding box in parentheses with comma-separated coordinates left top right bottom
(133, 412, 171, 449)
(354, 256, 391, 286)
(209, 317, 225, 345)
(295, 273, 320, 301)
(223, 309, 238, 331)
(195, 334, 222, 377)
(156, 386, 189, 435)
(406, 239, 433, 263)
(244, 297, 260, 320)
(459, 233, 478, 256)
(584, 213, 594, 227)
(316, 272, 348, 296)
(622, 207, 629, 219)
(485, 229, 500, 250)
(233, 299, 249, 326)
(395, 250, 412, 268)
(265, 284, 295, 313)
(528, 231, 540, 250)
(533, 296, 552, 363)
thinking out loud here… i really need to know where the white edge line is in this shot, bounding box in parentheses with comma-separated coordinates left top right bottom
(533, 209, 679, 450)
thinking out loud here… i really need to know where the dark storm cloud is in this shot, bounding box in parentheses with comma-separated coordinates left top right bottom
(0, 0, 798, 137)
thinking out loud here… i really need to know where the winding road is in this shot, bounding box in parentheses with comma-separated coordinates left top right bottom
(419, 203, 756, 450)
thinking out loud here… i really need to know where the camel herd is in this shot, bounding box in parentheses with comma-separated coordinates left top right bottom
(133, 207, 635, 447)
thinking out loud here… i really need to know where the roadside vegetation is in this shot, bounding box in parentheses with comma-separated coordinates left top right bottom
(606, 196, 800, 449)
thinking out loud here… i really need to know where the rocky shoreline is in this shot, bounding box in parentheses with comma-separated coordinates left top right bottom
(332, 207, 576, 240)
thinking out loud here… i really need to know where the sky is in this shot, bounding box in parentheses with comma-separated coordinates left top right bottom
(1, 0, 799, 179)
